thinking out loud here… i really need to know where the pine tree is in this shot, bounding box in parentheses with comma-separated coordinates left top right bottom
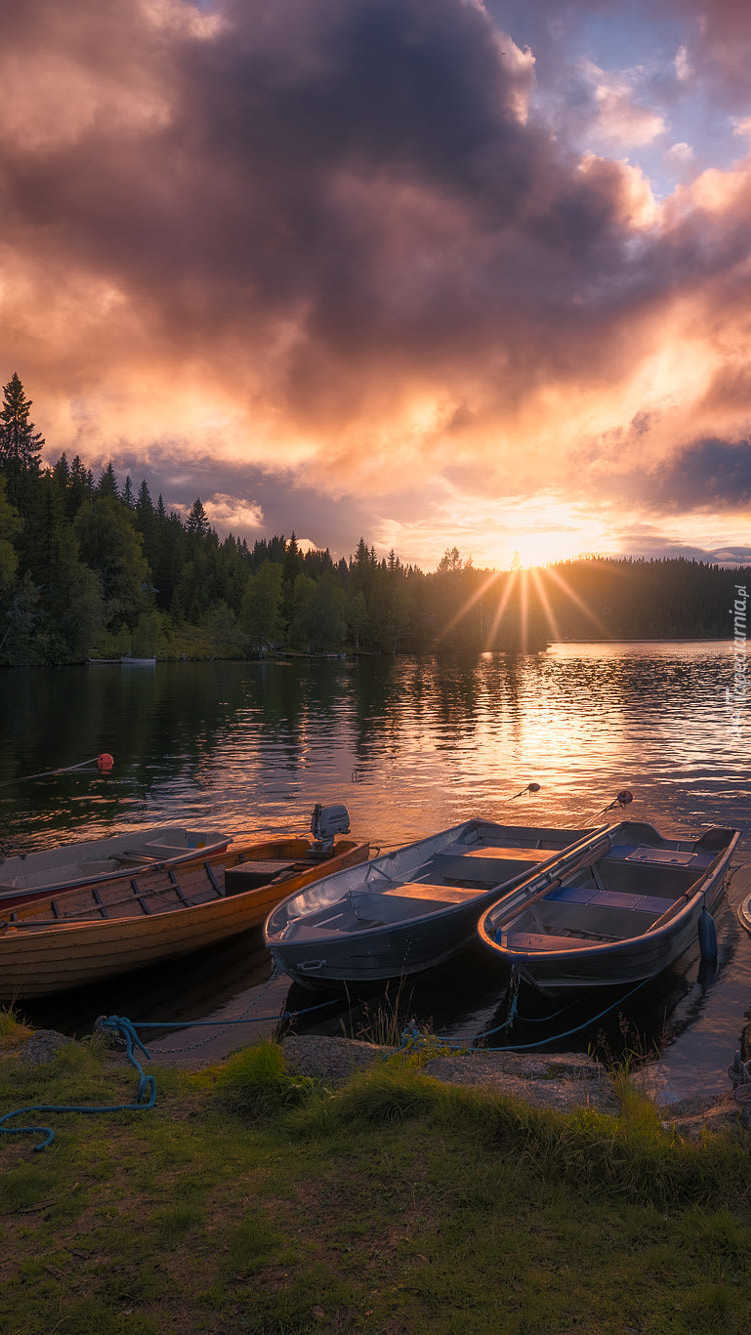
(0, 477, 21, 587)
(52, 453, 70, 491)
(67, 456, 94, 517)
(281, 532, 303, 627)
(97, 461, 119, 498)
(137, 480, 153, 516)
(0, 373, 45, 470)
(187, 498, 210, 537)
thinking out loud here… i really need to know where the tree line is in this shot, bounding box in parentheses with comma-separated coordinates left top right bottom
(0, 373, 748, 664)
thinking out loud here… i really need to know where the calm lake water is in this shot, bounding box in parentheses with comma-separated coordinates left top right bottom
(2, 644, 750, 1097)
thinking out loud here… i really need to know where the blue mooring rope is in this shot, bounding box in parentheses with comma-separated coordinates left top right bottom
(397, 977, 650, 1055)
(0, 1016, 155, 1152)
(0, 999, 337, 1151)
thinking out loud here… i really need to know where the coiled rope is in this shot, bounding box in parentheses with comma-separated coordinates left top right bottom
(0, 1016, 155, 1153)
(0, 997, 337, 1151)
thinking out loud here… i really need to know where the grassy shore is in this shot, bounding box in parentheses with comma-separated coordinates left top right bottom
(1, 1033, 750, 1335)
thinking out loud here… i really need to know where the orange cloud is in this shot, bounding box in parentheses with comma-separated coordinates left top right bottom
(2, 0, 751, 567)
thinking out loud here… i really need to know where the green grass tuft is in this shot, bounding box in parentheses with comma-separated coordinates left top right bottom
(0, 1005, 32, 1047)
(681, 1281, 736, 1332)
(224, 1213, 285, 1276)
(324, 1062, 444, 1125)
(212, 1041, 315, 1120)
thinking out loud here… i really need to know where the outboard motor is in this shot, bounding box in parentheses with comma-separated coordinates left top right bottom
(310, 804, 350, 858)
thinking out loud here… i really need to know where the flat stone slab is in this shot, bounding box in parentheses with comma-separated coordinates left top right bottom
(423, 1052, 617, 1111)
(662, 1098, 746, 1141)
(445, 1051, 604, 1081)
(629, 1063, 739, 1117)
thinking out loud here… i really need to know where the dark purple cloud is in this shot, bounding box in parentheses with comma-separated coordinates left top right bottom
(616, 438, 751, 512)
(668, 0, 751, 104)
(108, 448, 376, 552)
(0, 0, 668, 414)
(615, 530, 751, 566)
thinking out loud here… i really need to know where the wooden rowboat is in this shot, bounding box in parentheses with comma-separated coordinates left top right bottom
(0, 833, 369, 1000)
(477, 820, 739, 997)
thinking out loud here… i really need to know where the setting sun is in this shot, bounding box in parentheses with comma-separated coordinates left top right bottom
(458, 499, 616, 573)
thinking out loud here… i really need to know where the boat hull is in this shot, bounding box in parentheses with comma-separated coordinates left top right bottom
(506, 884, 726, 997)
(271, 893, 498, 987)
(0, 838, 369, 1000)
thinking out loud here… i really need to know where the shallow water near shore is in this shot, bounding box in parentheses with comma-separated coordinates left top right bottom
(2, 643, 750, 1092)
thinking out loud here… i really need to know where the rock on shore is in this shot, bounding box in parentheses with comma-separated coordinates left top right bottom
(282, 1034, 616, 1111)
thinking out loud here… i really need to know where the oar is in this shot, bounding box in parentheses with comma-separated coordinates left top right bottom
(487, 829, 616, 932)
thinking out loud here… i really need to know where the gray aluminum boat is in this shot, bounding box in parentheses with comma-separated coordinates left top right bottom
(0, 826, 230, 903)
(477, 821, 739, 997)
(264, 819, 603, 986)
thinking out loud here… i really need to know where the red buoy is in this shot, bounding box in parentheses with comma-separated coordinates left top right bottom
(97, 753, 114, 773)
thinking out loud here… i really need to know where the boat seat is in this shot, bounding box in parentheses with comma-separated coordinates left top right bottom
(383, 881, 480, 904)
(434, 846, 558, 885)
(503, 930, 617, 952)
(463, 845, 560, 862)
(609, 844, 710, 868)
(224, 860, 299, 892)
(546, 885, 675, 915)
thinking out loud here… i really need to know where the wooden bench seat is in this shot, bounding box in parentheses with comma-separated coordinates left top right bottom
(224, 860, 300, 892)
(383, 881, 480, 904)
(462, 845, 560, 863)
(433, 845, 561, 887)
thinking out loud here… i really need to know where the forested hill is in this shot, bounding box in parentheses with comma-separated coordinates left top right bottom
(0, 374, 747, 665)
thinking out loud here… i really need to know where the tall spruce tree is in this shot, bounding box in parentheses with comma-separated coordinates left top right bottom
(0, 372, 45, 470)
(97, 461, 119, 498)
(187, 498, 210, 537)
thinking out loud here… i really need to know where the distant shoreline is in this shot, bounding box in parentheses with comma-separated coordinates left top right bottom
(1, 636, 741, 671)
(551, 636, 733, 645)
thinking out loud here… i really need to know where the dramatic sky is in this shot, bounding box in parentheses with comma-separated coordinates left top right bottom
(3, 0, 751, 568)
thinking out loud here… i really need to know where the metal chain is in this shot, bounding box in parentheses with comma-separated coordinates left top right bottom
(143, 964, 287, 1056)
